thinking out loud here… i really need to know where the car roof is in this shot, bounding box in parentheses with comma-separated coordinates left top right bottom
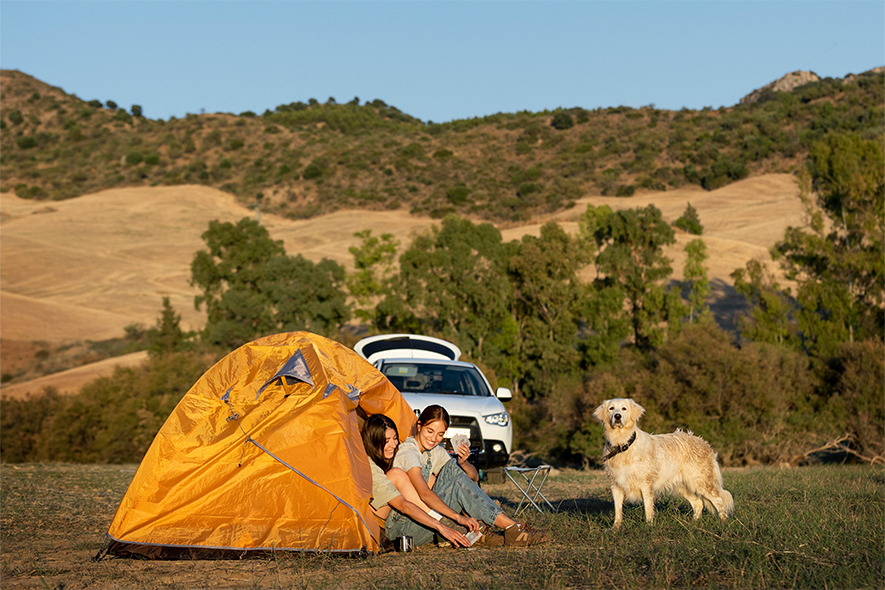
(378, 358, 475, 368)
(354, 334, 462, 364)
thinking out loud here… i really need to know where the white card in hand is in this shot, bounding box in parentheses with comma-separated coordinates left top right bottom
(451, 434, 470, 451)
(465, 530, 481, 547)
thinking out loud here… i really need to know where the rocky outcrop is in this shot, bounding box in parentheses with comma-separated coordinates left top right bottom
(740, 71, 820, 105)
(741, 67, 885, 105)
(844, 66, 885, 84)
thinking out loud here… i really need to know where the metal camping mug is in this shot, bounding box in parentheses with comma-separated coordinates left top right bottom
(398, 536, 413, 552)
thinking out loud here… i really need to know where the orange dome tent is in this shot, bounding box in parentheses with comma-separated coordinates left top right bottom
(102, 332, 416, 558)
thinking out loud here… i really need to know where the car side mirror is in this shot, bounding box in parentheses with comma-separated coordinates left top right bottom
(495, 387, 512, 401)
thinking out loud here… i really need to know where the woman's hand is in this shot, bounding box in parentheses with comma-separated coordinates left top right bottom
(457, 514, 480, 533)
(437, 524, 470, 548)
(455, 442, 470, 464)
(455, 443, 480, 483)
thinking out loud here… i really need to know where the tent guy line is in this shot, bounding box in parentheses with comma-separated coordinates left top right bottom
(245, 437, 379, 550)
(226, 403, 381, 550)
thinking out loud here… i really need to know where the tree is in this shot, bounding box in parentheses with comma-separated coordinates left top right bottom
(582, 204, 686, 350)
(347, 230, 399, 323)
(767, 133, 883, 356)
(377, 215, 513, 365)
(551, 112, 574, 130)
(508, 222, 588, 396)
(683, 239, 711, 323)
(191, 217, 350, 348)
(731, 259, 797, 346)
(131, 104, 143, 117)
(674, 202, 703, 235)
(146, 297, 193, 356)
(576, 204, 630, 366)
(262, 255, 350, 336)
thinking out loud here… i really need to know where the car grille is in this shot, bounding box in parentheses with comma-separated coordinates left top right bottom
(444, 416, 482, 452)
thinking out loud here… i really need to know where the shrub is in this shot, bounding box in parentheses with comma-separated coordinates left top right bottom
(8, 109, 23, 125)
(114, 110, 133, 124)
(106, 100, 117, 110)
(446, 183, 471, 205)
(674, 202, 703, 235)
(683, 164, 702, 185)
(551, 112, 574, 130)
(615, 184, 636, 197)
(16, 136, 37, 149)
(433, 148, 454, 161)
(821, 340, 885, 460)
(702, 157, 748, 190)
(302, 162, 322, 180)
(227, 138, 245, 150)
(131, 104, 143, 117)
(0, 389, 63, 462)
(205, 130, 222, 146)
(87, 99, 102, 108)
(400, 142, 424, 158)
(144, 153, 160, 166)
(13, 183, 44, 199)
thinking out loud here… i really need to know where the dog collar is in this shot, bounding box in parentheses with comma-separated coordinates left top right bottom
(603, 432, 636, 462)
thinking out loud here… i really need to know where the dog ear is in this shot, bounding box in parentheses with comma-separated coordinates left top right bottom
(593, 401, 608, 423)
(629, 398, 645, 420)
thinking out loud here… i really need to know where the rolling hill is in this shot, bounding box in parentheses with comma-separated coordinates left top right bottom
(2, 67, 881, 396)
(0, 173, 803, 397)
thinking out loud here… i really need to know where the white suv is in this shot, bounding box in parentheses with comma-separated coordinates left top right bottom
(354, 334, 513, 471)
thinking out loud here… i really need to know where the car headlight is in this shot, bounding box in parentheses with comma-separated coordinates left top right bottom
(483, 411, 509, 427)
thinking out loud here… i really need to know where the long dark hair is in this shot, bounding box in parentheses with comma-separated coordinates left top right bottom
(361, 414, 399, 472)
(417, 404, 450, 430)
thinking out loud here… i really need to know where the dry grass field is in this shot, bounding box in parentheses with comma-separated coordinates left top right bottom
(0, 174, 803, 397)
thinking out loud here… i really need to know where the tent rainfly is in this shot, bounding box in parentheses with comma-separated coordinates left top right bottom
(101, 331, 416, 558)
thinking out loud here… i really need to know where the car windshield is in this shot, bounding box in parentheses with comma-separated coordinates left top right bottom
(382, 363, 491, 397)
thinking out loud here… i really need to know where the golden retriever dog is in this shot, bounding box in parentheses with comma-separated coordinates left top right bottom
(594, 398, 734, 529)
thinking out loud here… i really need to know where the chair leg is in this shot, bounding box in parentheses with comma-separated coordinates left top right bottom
(504, 466, 556, 516)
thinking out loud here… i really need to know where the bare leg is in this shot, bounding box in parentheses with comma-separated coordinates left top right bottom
(389, 467, 516, 530)
(494, 513, 517, 529)
(386, 468, 433, 513)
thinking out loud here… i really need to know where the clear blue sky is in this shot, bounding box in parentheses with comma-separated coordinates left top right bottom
(2, 1, 882, 123)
